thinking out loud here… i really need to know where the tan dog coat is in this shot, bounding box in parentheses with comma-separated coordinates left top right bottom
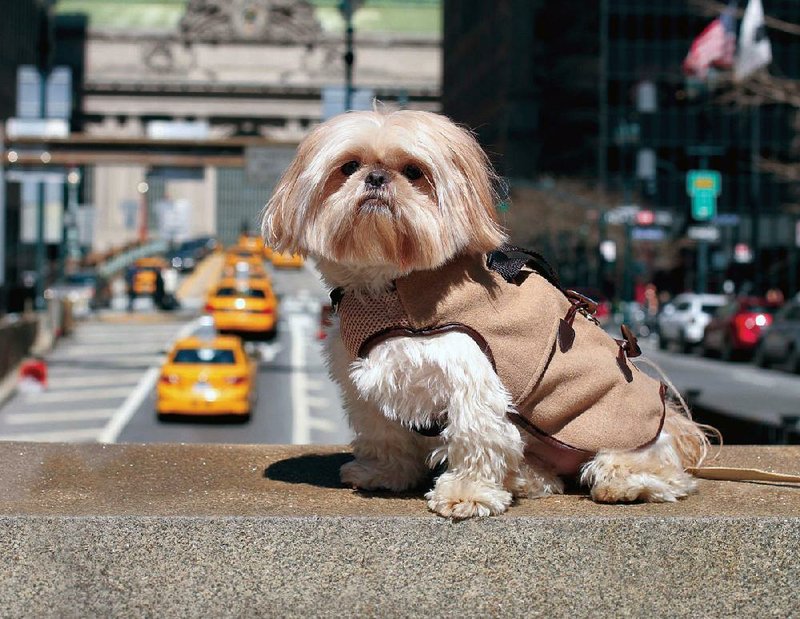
(335, 252, 666, 475)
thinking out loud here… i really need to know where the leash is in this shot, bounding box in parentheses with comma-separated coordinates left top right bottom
(687, 466, 800, 484)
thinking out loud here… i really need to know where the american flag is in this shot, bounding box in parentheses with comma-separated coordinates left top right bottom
(683, 2, 738, 78)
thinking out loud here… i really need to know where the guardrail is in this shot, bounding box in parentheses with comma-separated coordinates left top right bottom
(96, 240, 169, 278)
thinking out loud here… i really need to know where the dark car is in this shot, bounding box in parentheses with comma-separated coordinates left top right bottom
(45, 271, 112, 317)
(168, 236, 218, 272)
(702, 297, 782, 360)
(753, 297, 800, 373)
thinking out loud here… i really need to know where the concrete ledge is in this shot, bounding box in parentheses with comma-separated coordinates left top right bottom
(1, 443, 799, 617)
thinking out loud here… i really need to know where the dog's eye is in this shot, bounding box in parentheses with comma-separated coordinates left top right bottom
(402, 164, 423, 181)
(340, 161, 360, 176)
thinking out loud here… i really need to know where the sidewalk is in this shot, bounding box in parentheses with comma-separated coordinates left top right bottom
(176, 252, 225, 305)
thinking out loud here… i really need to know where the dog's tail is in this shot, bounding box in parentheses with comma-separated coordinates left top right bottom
(662, 405, 721, 469)
(635, 355, 722, 469)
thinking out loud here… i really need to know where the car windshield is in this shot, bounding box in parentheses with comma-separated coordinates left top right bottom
(701, 304, 722, 314)
(172, 348, 236, 364)
(215, 287, 266, 299)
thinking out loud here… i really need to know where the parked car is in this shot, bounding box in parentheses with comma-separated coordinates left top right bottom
(657, 293, 727, 352)
(45, 271, 112, 317)
(753, 297, 800, 373)
(702, 297, 781, 360)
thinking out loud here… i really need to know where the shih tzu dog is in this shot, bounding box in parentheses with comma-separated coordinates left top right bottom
(262, 109, 713, 519)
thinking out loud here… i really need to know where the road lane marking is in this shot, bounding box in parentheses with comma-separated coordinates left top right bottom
(25, 386, 134, 403)
(306, 395, 329, 409)
(290, 313, 313, 444)
(98, 316, 205, 444)
(43, 373, 143, 389)
(0, 428, 102, 442)
(5, 408, 117, 425)
(308, 417, 336, 432)
(98, 367, 159, 444)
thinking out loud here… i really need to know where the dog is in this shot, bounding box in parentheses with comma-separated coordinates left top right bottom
(262, 109, 714, 519)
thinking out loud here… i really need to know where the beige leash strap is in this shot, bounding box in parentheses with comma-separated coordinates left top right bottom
(688, 466, 800, 484)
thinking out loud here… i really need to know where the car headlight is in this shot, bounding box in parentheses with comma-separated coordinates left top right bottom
(172, 257, 182, 268)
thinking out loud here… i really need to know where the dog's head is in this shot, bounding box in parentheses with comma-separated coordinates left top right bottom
(262, 110, 506, 274)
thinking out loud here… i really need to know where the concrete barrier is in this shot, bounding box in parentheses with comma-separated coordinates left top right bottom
(0, 316, 38, 384)
(0, 442, 797, 617)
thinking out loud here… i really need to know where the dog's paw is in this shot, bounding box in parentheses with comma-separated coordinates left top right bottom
(590, 471, 697, 503)
(506, 461, 565, 499)
(340, 459, 420, 492)
(425, 475, 512, 519)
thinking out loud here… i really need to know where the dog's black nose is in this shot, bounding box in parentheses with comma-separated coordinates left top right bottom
(365, 169, 389, 188)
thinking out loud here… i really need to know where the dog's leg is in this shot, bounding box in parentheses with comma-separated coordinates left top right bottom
(581, 408, 708, 503)
(327, 332, 430, 492)
(340, 398, 432, 491)
(417, 336, 526, 519)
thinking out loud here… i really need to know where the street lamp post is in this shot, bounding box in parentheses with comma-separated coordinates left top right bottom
(65, 168, 81, 271)
(340, 0, 356, 112)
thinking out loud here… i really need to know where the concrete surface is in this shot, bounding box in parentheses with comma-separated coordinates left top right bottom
(0, 442, 798, 617)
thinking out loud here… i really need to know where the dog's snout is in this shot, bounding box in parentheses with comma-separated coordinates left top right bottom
(365, 169, 390, 188)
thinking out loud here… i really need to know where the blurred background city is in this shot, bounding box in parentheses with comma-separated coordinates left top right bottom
(0, 0, 799, 447)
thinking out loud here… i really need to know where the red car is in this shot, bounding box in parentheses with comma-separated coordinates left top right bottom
(702, 297, 781, 360)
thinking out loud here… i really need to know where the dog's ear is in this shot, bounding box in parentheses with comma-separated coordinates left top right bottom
(446, 122, 506, 253)
(262, 157, 300, 253)
(413, 112, 506, 254)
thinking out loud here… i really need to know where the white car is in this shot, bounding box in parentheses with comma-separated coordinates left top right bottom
(657, 293, 727, 352)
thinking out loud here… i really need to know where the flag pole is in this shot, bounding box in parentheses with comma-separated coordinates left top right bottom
(750, 103, 761, 294)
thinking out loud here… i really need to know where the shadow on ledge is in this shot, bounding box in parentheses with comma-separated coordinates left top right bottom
(264, 453, 436, 497)
(265, 452, 354, 489)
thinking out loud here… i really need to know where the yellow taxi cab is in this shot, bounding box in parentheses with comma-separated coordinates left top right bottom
(132, 256, 168, 295)
(238, 233, 265, 255)
(270, 251, 304, 269)
(224, 247, 263, 267)
(263, 244, 274, 260)
(156, 335, 256, 419)
(221, 259, 269, 283)
(205, 277, 278, 338)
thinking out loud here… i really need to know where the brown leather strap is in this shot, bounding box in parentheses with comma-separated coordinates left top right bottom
(688, 466, 800, 483)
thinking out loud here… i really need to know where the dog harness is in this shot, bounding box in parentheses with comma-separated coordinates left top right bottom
(333, 246, 666, 476)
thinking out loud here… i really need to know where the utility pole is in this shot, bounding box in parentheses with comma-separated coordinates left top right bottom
(340, 0, 356, 112)
(34, 3, 53, 311)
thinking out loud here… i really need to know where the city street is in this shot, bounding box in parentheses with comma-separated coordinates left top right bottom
(0, 259, 351, 446)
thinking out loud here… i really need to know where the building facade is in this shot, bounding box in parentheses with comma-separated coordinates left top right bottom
(1, 0, 441, 311)
(443, 0, 800, 297)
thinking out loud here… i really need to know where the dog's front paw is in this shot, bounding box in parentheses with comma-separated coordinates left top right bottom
(340, 459, 421, 492)
(425, 474, 512, 519)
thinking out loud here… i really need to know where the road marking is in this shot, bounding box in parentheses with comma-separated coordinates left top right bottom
(5, 408, 117, 425)
(44, 373, 143, 389)
(0, 428, 102, 442)
(290, 313, 313, 444)
(97, 316, 205, 444)
(25, 386, 135, 403)
(306, 395, 329, 409)
(52, 342, 170, 356)
(98, 367, 159, 444)
(308, 417, 336, 432)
